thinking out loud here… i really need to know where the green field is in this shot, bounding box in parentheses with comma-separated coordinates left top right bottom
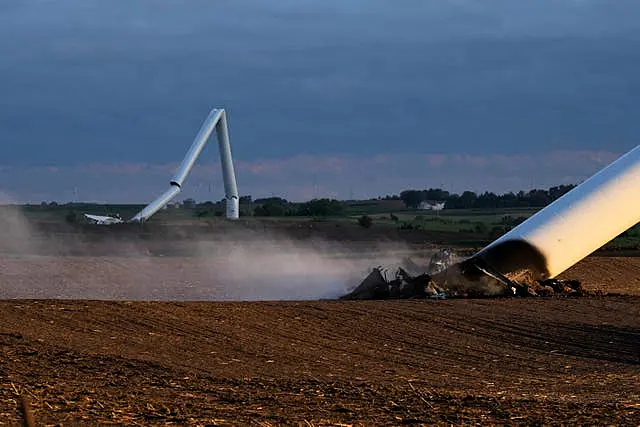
(4, 201, 638, 251)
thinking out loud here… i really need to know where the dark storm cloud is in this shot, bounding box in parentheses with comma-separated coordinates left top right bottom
(0, 0, 639, 200)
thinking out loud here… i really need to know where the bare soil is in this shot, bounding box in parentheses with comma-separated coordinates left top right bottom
(1, 255, 639, 300)
(0, 256, 639, 425)
(559, 256, 640, 295)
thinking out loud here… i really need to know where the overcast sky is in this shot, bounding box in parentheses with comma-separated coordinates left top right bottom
(1, 0, 639, 203)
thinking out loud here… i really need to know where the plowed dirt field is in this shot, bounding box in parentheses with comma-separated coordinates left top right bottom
(1, 256, 639, 425)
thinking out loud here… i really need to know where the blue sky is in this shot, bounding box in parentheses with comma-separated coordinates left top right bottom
(1, 0, 639, 202)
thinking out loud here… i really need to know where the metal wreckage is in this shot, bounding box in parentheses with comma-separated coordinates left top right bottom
(341, 249, 584, 300)
(343, 145, 640, 301)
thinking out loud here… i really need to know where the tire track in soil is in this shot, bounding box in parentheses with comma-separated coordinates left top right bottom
(1, 299, 638, 412)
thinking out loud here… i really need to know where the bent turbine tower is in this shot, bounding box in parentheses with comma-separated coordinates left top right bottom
(131, 108, 239, 222)
(434, 145, 640, 289)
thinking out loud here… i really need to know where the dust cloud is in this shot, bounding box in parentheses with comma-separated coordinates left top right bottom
(195, 232, 411, 301)
(0, 199, 459, 301)
(0, 192, 38, 256)
(0, 191, 509, 301)
(0, 208, 414, 300)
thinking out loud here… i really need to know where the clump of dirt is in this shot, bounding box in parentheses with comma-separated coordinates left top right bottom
(511, 278, 591, 297)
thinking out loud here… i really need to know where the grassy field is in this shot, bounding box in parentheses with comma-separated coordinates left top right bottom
(4, 202, 639, 250)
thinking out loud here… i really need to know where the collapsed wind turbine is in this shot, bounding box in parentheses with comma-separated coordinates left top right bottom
(85, 108, 239, 224)
(433, 144, 640, 293)
(344, 145, 640, 300)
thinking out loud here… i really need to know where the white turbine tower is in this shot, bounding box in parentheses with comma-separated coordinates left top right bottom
(131, 108, 239, 222)
(435, 145, 640, 288)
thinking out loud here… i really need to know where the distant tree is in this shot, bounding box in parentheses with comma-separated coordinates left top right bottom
(254, 202, 286, 217)
(253, 197, 294, 217)
(474, 192, 497, 208)
(182, 198, 196, 208)
(254, 197, 289, 204)
(460, 191, 474, 208)
(548, 185, 575, 201)
(498, 192, 518, 208)
(239, 195, 252, 204)
(526, 189, 551, 207)
(423, 188, 450, 201)
(399, 190, 424, 209)
(443, 194, 460, 209)
(394, 183, 579, 210)
(298, 199, 344, 217)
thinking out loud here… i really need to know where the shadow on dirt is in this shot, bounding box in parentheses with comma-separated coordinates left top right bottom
(542, 323, 640, 366)
(472, 319, 640, 366)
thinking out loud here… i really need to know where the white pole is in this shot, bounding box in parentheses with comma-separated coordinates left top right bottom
(130, 186, 181, 223)
(216, 111, 240, 219)
(457, 145, 640, 284)
(170, 109, 224, 187)
(130, 107, 240, 222)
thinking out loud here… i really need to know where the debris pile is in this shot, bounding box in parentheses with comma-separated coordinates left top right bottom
(341, 267, 587, 300)
(340, 267, 446, 300)
(510, 278, 585, 297)
(341, 249, 589, 300)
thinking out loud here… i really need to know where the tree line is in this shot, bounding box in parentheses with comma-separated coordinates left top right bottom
(192, 197, 346, 218)
(187, 184, 578, 217)
(398, 185, 576, 209)
(44, 184, 579, 218)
